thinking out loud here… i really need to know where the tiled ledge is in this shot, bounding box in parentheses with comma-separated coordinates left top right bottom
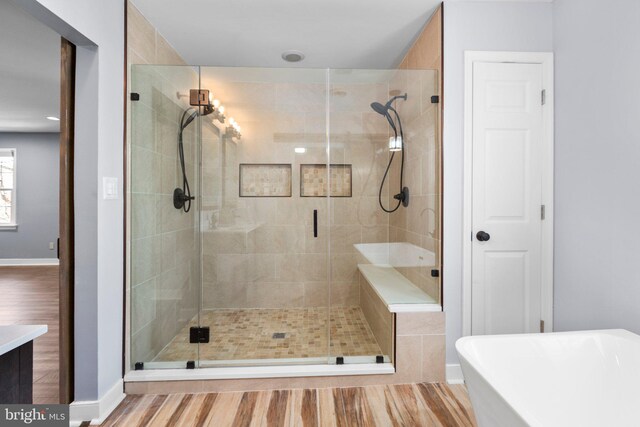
(357, 264, 440, 313)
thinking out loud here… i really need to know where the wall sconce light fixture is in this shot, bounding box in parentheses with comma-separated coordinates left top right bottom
(225, 117, 241, 141)
(184, 89, 240, 138)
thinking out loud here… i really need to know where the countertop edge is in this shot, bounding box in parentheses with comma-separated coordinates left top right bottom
(0, 325, 48, 356)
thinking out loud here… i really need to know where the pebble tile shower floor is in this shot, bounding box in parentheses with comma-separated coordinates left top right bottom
(153, 307, 383, 362)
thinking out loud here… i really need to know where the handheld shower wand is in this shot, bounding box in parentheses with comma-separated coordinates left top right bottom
(370, 93, 409, 213)
(174, 89, 220, 212)
(173, 108, 198, 212)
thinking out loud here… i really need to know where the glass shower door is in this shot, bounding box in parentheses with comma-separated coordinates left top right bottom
(197, 67, 331, 367)
(130, 65, 441, 371)
(129, 64, 202, 369)
(326, 69, 394, 365)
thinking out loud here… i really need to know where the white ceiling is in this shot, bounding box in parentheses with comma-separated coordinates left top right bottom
(0, 1, 60, 133)
(131, 0, 441, 69)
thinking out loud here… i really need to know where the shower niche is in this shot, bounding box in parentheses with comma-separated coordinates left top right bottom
(128, 65, 441, 373)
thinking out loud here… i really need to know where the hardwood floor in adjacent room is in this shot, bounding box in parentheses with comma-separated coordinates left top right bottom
(0, 265, 59, 404)
(98, 383, 476, 426)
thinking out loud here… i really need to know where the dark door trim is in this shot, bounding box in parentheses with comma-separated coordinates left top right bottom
(59, 37, 75, 404)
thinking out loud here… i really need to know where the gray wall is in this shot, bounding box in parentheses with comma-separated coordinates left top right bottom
(19, 0, 124, 404)
(442, 1, 554, 364)
(553, 0, 640, 333)
(0, 132, 59, 259)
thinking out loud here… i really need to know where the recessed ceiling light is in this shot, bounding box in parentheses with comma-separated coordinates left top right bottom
(281, 50, 305, 63)
(294, 147, 306, 154)
(46, 116, 60, 121)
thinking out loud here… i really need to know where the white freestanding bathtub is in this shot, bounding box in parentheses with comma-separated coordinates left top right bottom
(456, 330, 640, 427)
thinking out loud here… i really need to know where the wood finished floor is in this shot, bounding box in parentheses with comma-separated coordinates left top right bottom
(98, 383, 476, 426)
(0, 265, 59, 404)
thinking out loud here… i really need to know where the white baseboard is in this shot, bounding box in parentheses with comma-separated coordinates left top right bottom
(446, 364, 465, 384)
(70, 379, 125, 425)
(0, 258, 59, 266)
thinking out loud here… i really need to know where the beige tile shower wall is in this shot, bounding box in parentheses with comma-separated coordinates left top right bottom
(127, 2, 188, 67)
(200, 74, 392, 310)
(387, 69, 440, 300)
(359, 281, 394, 359)
(399, 6, 443, 73)
(387, 7, 443, 302)
(127, 1, 200, 365)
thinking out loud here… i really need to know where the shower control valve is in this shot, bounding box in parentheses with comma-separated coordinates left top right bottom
(173, 187, 195, 210)
(393, 187, 410, 208)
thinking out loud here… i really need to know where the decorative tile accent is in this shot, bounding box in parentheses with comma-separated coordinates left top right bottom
(153, 307, 382, 362)
(300, 164, 352, 197)
(239, 164, 292, 197)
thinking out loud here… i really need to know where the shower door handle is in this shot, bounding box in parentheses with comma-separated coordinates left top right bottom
(313, 209, 318, 238)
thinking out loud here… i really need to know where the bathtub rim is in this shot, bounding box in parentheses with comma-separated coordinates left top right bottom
(456, 329, 638, 426)
(456, 329, 636, 359)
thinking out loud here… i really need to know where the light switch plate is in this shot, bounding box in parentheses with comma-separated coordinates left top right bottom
(103, 177, 118, 200)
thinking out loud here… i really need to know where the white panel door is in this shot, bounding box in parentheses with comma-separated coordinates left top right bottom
(471, 62, 543, 335)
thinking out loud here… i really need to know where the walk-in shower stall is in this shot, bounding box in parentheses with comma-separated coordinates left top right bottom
(129, 65, 441, 372)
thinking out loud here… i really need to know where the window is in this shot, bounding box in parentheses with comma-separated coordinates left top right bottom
(0, 148, 16, 228)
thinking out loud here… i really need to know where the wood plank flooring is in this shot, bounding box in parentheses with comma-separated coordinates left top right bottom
(0, 266, 59, 403)
(98, 383, 476, 426)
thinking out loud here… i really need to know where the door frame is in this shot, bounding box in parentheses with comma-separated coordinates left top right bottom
(59, 37, 76, 404)
(462, 51, 554, 337)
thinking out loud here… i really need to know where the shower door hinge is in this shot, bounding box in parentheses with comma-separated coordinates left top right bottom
(189, 326, 210, 343)
(431, 95, 440, 104)
(134, 362, 144, 371)
(540, 320, 545, 333)
(541, 89, 546, 105)
(130, 92, 140, 101)
(541, 205, 546, 220)
(431, 269, 440, 278)
(186, 360, 195, 369)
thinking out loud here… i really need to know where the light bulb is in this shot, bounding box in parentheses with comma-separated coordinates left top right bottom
(389, 136, 402, 152)
(212, 99, 220, 108)
(218, 106, 225, 115)
(229, 117, 236, 125)
(236, 125, 241, 133)
(295, 147, 306, 154)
